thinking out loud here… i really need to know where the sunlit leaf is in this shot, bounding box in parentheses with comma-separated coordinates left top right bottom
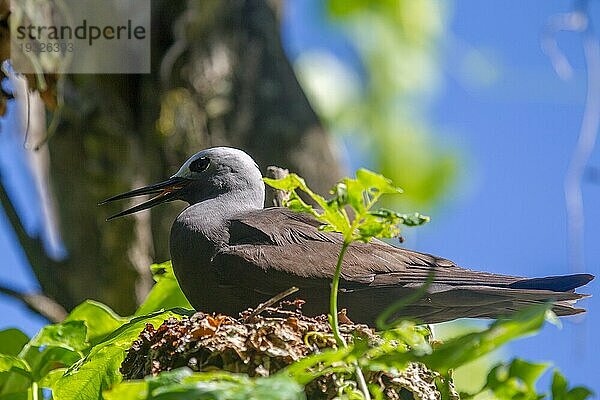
(31, 346, 81, 382)
(263, 174, 305, 192)
(369, 305, 550, 373)
(481, 358, 548, 399)
(104, 369, 304, 400)
(66, 301, 127, 346)
(52, 310, 179, 400)
(552, 370, 593, 400)
(53, 345, 124, 400)
(102, 380, 146, 400)
(30, 321, 87, 353)
(0, 354, 30, 374)
(0, 330, 29, 357)
(423, 305, 549, 372)
(355, 168, 402, 195)
(38, 368, 66, 389)
(135, 261, 192, 316)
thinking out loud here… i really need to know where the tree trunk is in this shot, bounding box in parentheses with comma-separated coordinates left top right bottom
(2, 0, 342, 315)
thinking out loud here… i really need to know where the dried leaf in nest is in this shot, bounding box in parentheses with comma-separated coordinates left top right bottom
(121, 304, 456, 399)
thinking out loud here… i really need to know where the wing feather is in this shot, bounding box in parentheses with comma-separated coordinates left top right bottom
(209, 207, 591, 324)
(218, 207, 522, 290)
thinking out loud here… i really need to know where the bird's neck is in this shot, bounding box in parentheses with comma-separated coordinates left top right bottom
(174, 189, 264, 245)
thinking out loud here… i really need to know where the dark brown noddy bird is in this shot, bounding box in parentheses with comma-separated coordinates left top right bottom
(102, 147, 593, 324)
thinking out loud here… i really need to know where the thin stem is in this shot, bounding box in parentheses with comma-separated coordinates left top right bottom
(31, 381, 39, 400)
(329, 241, 371, 400)
(354, 364, 371, 400)
(330, 241, 350, 347)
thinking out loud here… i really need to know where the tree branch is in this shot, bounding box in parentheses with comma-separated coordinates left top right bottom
(0, 282, 67, 323)
(265, 166, 290, 207)
(0, 174, 56, 270)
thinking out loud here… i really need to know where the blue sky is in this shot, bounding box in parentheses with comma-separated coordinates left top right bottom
(282, 0, 599, 392)
(1, 0, 599, 394)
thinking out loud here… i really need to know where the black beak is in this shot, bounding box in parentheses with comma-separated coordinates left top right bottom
(99, 177, 190, 220)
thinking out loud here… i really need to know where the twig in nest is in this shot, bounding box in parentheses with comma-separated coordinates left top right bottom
(243, 286, 299, 322)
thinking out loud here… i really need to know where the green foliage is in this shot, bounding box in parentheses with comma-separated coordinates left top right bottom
(368, 305, 550, 376)
(266, 169, 429, 399)
(0, 264, 192, 400)
(295, 0, 457, 207)
(264, 169, 428, 244)
(134, 261, 192, 316)
(0, 329, 29, 357)
(30, 321, 88, 353)
(0, 172, 591, 399)
(264, 170, 591, 399)
(104, 368, 304, 400)
(65, 301, 127, 346)
(477, 358, 549, 400)
(551, 370, 594, 400)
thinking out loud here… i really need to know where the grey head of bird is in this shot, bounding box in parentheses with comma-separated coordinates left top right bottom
(100, 147, 265, 220)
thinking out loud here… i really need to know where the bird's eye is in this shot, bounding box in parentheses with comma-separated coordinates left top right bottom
(189, 157, 210, 173)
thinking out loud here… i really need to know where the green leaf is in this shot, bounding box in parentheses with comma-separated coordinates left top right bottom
(396, 211, 430, 226)
(31, 346, 81, 382)
(147, 368, 194, 391)
(481, 358, 548, 399)
(0, 355, 31, 397)
(263, 174, 305, 192)
(30, 321, 87, 353)
(102, 380, 147, 400)
(65, 301, 127, 346)
(337, 179, 363, 214)
(53, 310, 179, 400)
(53, 345, 124, 400)
(38, 368, 66, 388)
(105, 369, 305, 400)
(0, 362, 31, 396)
(552, 369, 568, 397)
(135, 261, 193, 316)
(0, 355, 30, 374)
(369, 305, 550, 373)
(425, 305, 549, 372)
(283, 346, 354, 385)
(0, 392, 30, 400)
(565, 387, 595, 400)
(285, 197, 317, 215)
(551, 370, 593, 400)
(0, 330, 28, 357)
(508, 359, 549, 389)
(355, 169, 403, 195)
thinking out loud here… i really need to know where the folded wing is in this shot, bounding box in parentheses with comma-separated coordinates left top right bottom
(214, 207, 592, 324)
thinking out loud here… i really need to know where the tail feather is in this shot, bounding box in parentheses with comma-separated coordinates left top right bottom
(508, 273, 594, 292)
(397, 280, 593, 323)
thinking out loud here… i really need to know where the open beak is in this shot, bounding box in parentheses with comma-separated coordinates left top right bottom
(99, 177, 190, 220)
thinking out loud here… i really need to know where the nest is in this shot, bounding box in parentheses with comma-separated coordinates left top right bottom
(121, 302, 456, 399)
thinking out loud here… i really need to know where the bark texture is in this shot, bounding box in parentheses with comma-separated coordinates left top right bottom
(1, 0, 342, 315)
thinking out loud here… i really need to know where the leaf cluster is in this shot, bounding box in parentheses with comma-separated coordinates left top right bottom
(0, 173, 592, 399)
(264, 169, 429, 243)
(0, 261, 190, 399)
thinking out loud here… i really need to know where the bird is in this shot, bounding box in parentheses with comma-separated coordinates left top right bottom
(101, 147, 593, 325)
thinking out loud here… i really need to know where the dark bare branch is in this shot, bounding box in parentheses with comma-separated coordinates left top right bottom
(0, 282, 67, 323)
(0, 175, 56, 270)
